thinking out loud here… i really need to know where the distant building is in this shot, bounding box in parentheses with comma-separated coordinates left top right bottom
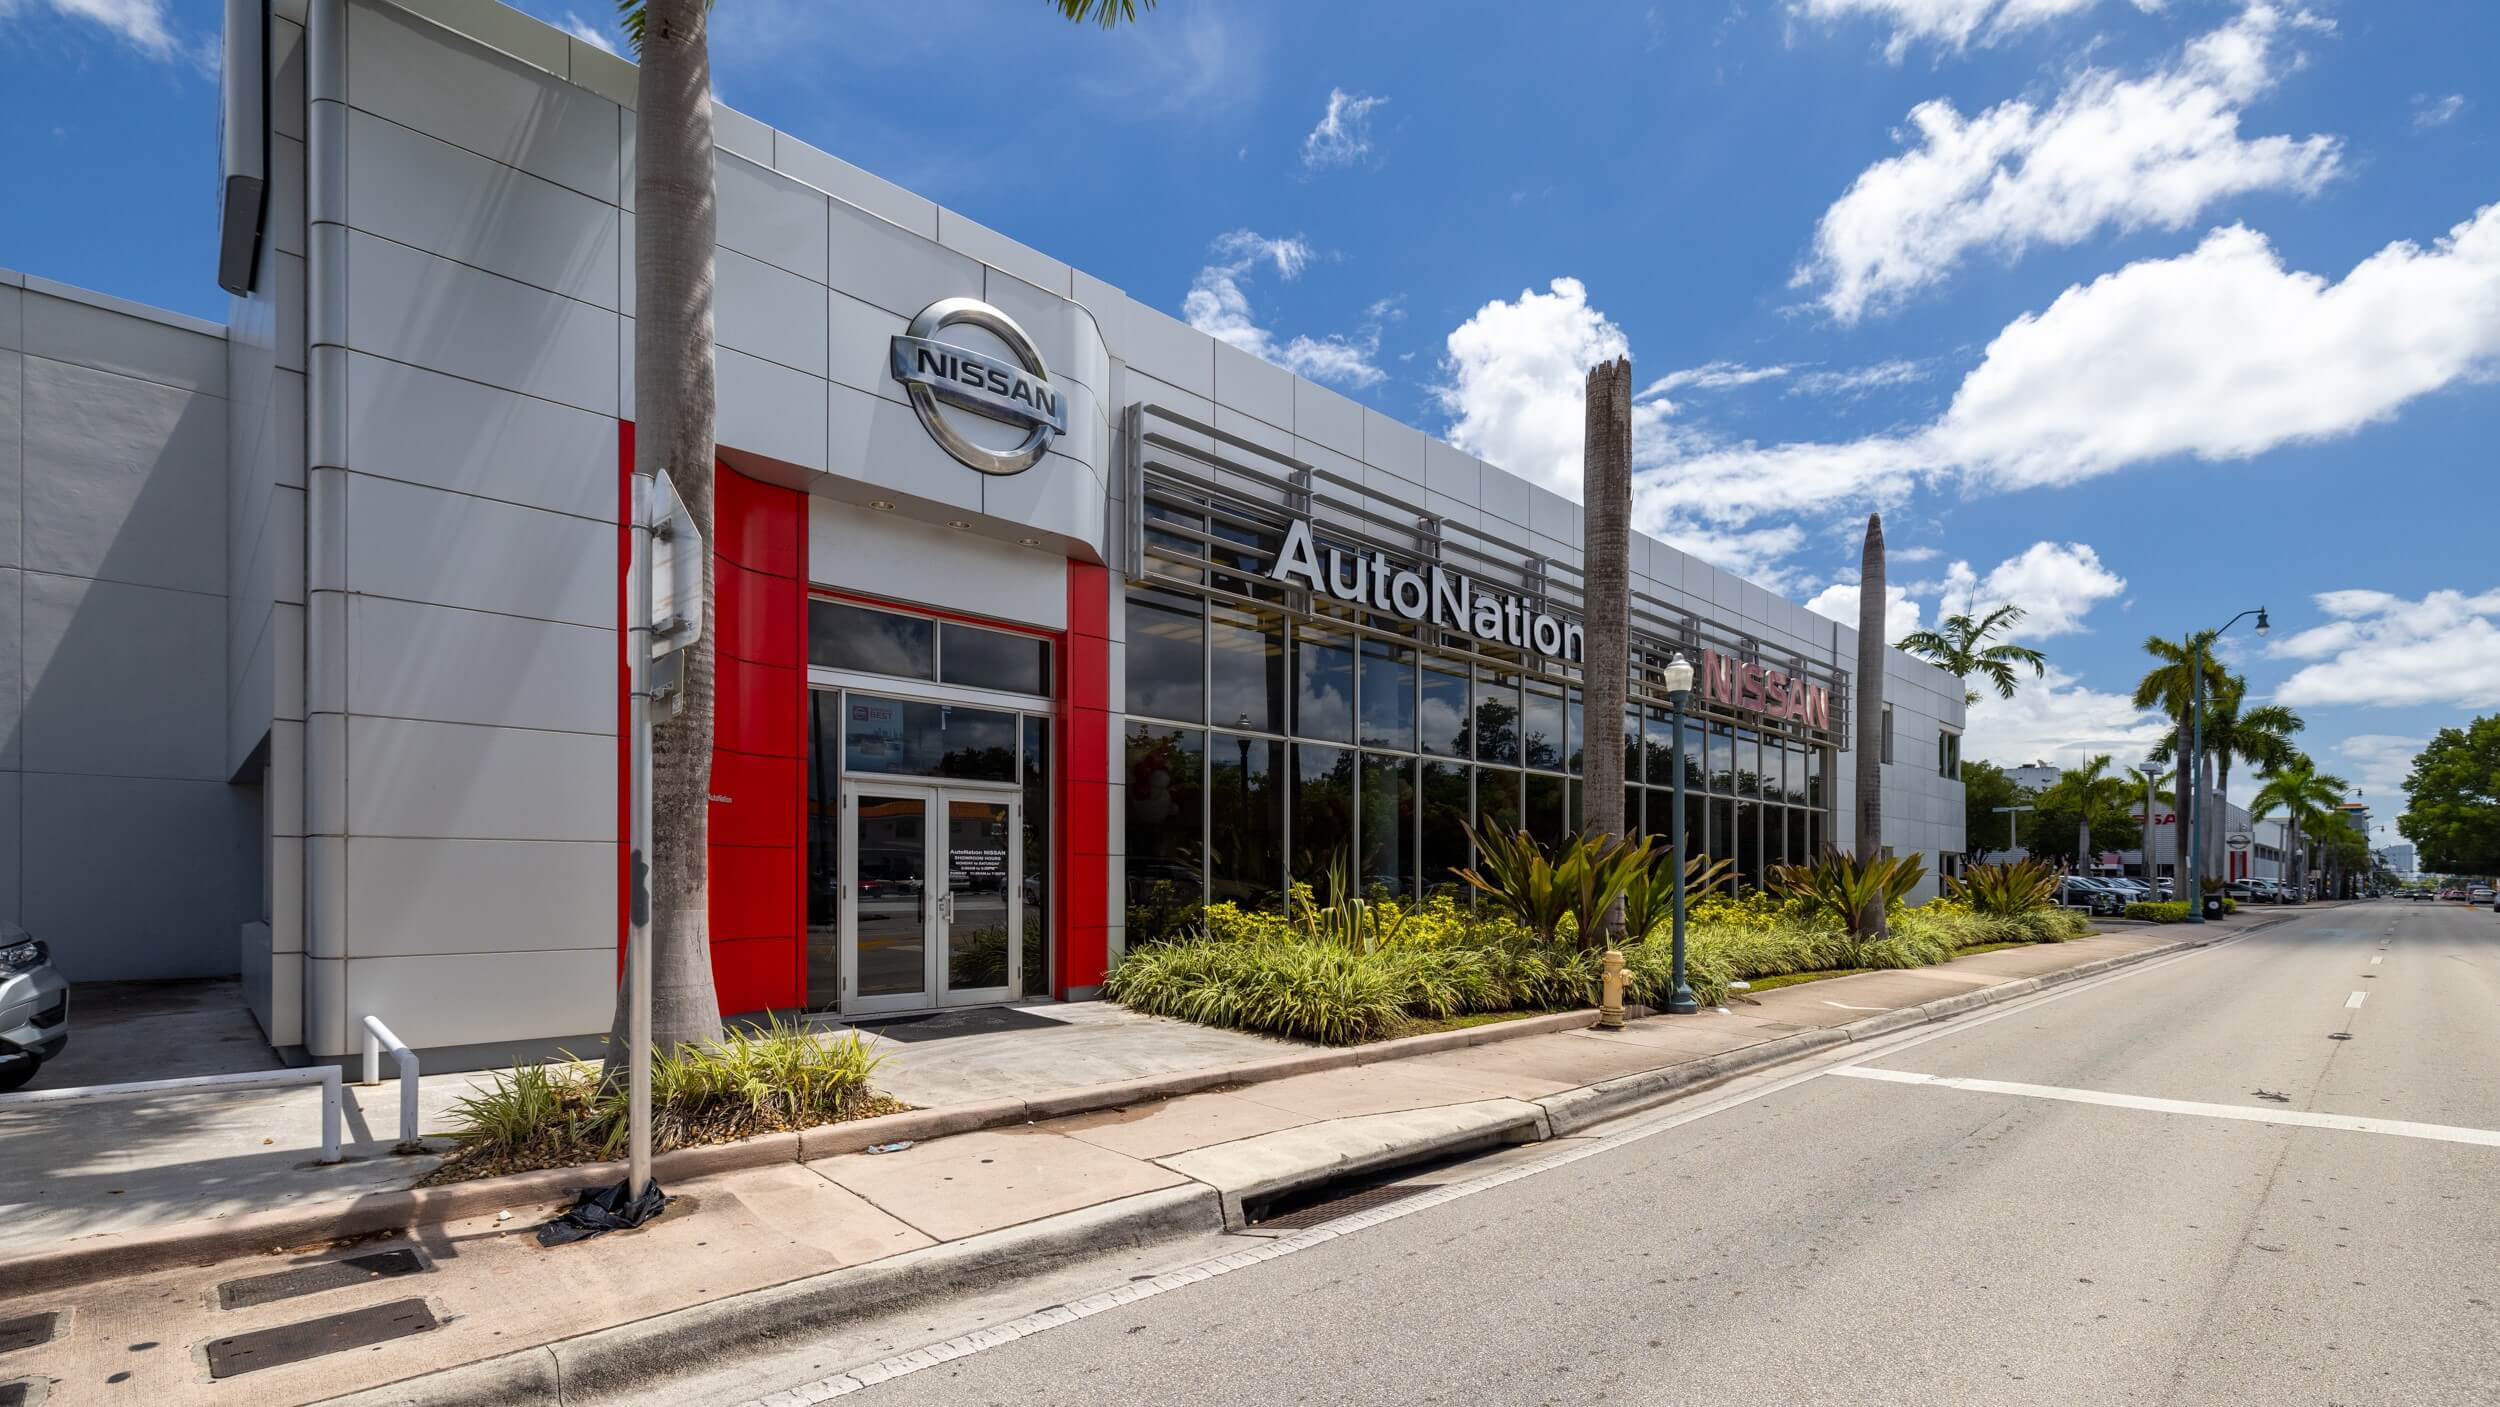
(2384, 842, 2417, 876)
(2008, 763, 2063, 793)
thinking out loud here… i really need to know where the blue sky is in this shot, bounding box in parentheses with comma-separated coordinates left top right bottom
(4, 0, 2494, 848)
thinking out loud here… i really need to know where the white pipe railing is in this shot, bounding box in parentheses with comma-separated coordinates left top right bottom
(359, 1014, 421, 1149)
(0, 1067, 342, 1163)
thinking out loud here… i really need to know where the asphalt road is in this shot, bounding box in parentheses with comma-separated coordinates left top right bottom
(738, 901, 2500, 1407)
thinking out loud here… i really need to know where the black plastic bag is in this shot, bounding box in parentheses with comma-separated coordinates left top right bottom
(537, 1178, 670, 1246)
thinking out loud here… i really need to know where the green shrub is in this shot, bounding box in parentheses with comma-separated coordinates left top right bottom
(1945, 858, 2063, 916)
(1768, 850, 1930, 962)
(2124, 901, 2188, 923)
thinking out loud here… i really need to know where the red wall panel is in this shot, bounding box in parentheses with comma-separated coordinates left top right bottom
(1057, 561, 1114, 994)
(717, 558, 802, 669)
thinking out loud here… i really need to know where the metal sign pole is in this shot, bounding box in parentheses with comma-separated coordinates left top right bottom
(625, 471, 655, 1201)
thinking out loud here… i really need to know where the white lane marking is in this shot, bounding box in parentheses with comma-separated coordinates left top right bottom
(2370, 955, 2383, 966)
(1822, 1000, 1888, 1012)
(732, 932, 2260, 1406)
(1829, 1067, 2500, 1148)
(2346, 990, 2368, 1009)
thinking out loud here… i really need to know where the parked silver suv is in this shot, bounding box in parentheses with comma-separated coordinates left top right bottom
(0, 923, 68, 1093)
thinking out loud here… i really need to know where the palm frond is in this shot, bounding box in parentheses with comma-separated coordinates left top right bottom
(1056, 0, 1157, 26)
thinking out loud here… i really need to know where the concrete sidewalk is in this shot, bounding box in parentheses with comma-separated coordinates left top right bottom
(0, 924, 2259, 1407)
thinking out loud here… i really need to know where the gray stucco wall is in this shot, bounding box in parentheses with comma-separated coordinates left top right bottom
(0, 270, 258, 981)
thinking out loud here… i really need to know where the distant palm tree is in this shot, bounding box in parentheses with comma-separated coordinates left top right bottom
(2250, 756, 2347, 899)
(1898, 605, 2048, 706)
(2148, 675, 2302, 873)
(2040, 753, 2131, 867)
(2132, 631, 2228, 891)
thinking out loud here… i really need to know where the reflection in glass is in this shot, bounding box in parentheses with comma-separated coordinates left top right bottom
(1736, 801, 1762, 891)
(1524, 681, 1564, 772)
(1291, 744, 1355, 881)
(1736, 729, 1761, 799)
(1420, 666, 1469, 758)
(1709, 797, 1736, 888)
(1294, 625, 1355, 743)
(1209, 734, 1283, 910)
(1526, 773, 1568, 850)
(1359, 753, 1417, 897)
(1022, 716, 1049, 999)
(1622, 786, 1642, 839)
(1124, 723, 1203, 944)
(805, 692, 843, 1007)
(944, 798, 1013, 992)
(844, 695, 1017, 781)
(1420, 761, 1471, 897)
(1643, 708, 1674, 788)
(1207, 604, 1287, 736)
(1472, 672, 1520, 765)
(1806, 745, 1826, 808)
(1707, 725, 1734, 794)
(940, 623, 1049, 696)
(810, 601, 933, 679)
(854, 792, 928, 997)
(1789, 806, 1810, 870)
(1564, 688, 1585, 775)
(1358, 640, 1417, 751)
(1125, 588, 1204, 723)
(1476, 768, 1522, 839)
(1622, 708, 1641, 787)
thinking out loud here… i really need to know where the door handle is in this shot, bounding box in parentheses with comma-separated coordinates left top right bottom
(936, 891, 953, 924)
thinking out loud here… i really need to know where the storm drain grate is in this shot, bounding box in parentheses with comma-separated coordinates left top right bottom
(203, 1298, 438, 1379)
(1251, 1184, 1427, 1230)
(218, 1249, 431, 1310)
(0, 1377, 41, 1407)
(0, 1314, 56, 1356)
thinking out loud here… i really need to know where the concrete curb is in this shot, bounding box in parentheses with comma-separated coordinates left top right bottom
(0, 1010, 1599, 1295)
(305, 928, 2244, 1407)
(313, 1185, 1224, 1407)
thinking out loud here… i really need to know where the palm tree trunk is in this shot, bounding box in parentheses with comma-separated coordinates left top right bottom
(1853, 515, 1888, 940)
(1580, 358, 1633, 941)
(608, 0, 723, 1075)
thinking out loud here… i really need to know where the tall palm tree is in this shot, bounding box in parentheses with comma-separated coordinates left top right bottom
(1853, 514, 1888, 940)
(1897, 604, 2048, 706)
(2146, 675, 2302, 877)
(1580, 357, 1633, 939)
(2132, 631, 2227, 889)
(609, 0, 1157, 1066)
(2250, 756, 2346, 899)
(2042, 753, 2130, 867)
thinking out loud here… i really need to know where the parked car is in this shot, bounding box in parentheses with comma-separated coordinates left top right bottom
(2058, 877, 2125, 916)
(0, 923, 67, 1094)
(2469, 885, 2494, 904)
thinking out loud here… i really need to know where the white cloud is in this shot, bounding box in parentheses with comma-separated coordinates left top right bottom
(1930, 541, 2125, 636)
(2331, 734, 2424, 813)
(2413, 93, 2466, 130)
(1437, 278, 1645, 499)
(1962, 665, 2167, 770)
(1806, 581, 1923, 643)
(559, 11, 617, 54)
(1796, 3, 2342, 322)
(1302, 88, 1389, 169)
(1791, 0, 2118, 62)
(4, 0, 180, 59)
(1792, 359, 1928, 396)
(1649, 195, 2500, 538)
(1181, 231, 1385, 389)
(2270, 588, 2500, 709)
(1643, 360, 1793, 399)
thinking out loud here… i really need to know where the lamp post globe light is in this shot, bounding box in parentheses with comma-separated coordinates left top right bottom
(2185, 606, 2267, 924)
(1663, 651, 1699, 1016)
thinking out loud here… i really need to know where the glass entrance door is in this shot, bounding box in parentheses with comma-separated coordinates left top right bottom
(838, 782, 1019, 1013)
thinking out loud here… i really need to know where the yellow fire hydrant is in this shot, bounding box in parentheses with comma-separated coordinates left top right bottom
(1599, 948, 1626, 1029)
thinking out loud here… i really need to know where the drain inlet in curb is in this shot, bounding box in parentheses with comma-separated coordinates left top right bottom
(0, 1315, 56, 1356)
(218, 1249, 433, 1311)
(203, 1298, 439, 1378)
(1250, 1184, 1427, 1230)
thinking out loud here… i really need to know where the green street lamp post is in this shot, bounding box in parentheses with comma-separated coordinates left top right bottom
(2186, 606, 2269, 924)
(1664, 652, 1699, 1015)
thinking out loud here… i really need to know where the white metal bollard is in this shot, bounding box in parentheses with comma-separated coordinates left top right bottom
(0, 1066, 343, 1164)
(359, 1014, 422, 1148)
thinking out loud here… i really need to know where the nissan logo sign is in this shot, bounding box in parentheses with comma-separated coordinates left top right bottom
(890, 297, 1068, 476)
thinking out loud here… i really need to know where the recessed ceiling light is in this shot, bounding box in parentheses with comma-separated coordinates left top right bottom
(1017, 537, 1041, 547)
(947, 519, 972, 530)
(866, 499, 895, 511)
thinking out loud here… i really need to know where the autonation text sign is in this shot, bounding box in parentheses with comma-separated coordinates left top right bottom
(1268, 520, 1585, 662)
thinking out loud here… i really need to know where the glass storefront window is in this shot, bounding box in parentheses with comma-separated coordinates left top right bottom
(1208, 603, 1286, 736)
(1526, 773, 1568, 850)
(844, 694, 1017, 781)
(1806, 745, 1826, 808)
(1420, 665, 1469, 758)
(1021, 715, 1049, 999)
(1357, 639, 1417, 752)
(1642, 708, 1673, 787)
(805, 693, 843, 1007)
(1707, 725, 1734, 794)
(1708, 796, 1736, 877)
(1523, 680, 1564, 772)
(1736, 801, 1762, 891)
(1472, 671, 1521, 765)
(1359, 752, 1417, 898)
(1564, 687, 1585, 775)
(1476, 767, 1522, 839)
(1420, 760, 1471, 897)
(1787, 806, 1810, 868)
(1291, 743, 1355, 880)
(1621, 708, 1640, 787)
(810, 601, 932, 679)
(1735, 729, 1761, 799)
(1124, 722, 1203, 944)
(1126, 588, 1205, 723)
(1293, 624, 1355, 743)
(940, 622, 1049, 696)
(1622, 786, 1642, 839)
(1209, 733, 1283, 910)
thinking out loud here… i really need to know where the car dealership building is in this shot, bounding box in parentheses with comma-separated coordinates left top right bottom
(0, 0, 1966, 1065)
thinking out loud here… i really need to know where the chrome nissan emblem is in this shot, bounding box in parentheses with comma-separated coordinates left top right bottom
(890, 297, 1069, 476)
